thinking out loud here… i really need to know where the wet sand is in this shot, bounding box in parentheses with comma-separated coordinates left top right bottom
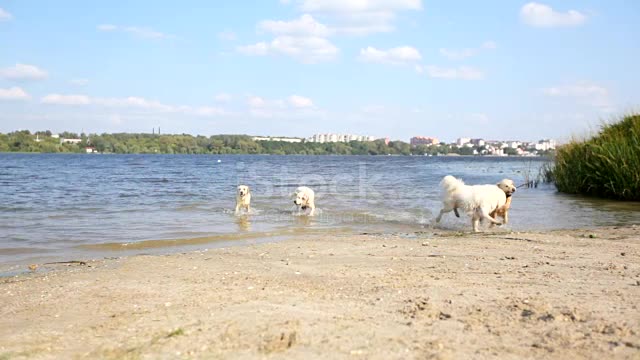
(1, 226, 639, 359)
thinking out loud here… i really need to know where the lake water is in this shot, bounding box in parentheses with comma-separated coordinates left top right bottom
(1, 154, 639, 268)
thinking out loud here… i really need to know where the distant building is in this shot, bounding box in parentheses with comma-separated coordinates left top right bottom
(482, 145, 505, 156)
(252, 136, 303, 143)
(456, 137, 471, 146)
(471, 138, 485, 147)
(61, 138, 82, 145)
(535, 139, 557, 151)
(507, 141, 521, 149)
(306, 133, 376, 143)
(410, 136, 439, 146)
(85, 147, 98, 153)
(51, 134, 60, 139)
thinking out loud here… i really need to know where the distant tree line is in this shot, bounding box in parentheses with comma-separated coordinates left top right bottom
(0, 130, 551, 156)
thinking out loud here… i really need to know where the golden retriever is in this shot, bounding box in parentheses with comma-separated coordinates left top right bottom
(435, 176, 516, 232)
(235, 185, 251, 214)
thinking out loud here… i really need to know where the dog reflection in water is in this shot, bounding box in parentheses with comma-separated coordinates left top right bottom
(235, 215, 251, 231)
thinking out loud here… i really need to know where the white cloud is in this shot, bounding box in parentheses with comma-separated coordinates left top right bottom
(281, 0, 422, 36)
(94, 96, 174, 111)
(97, 24, 117, 31)
(0, 87, 30, 101)
(238, 42, 270, 56)
(246, 94, 315, 111)
(439, 41, 497, 60)
(543, 83, 607, 97)
(214, 93, 232, 102)
(70, 78, 89, 86)
(520, 2, 587, 28)
(40, 93, 227, 116)
(481, 41, 497, 50)
(97, 24, 176, 40)
(0, 7, 12, 21)
(298, 0, 422, 13)
(358, 46, 422, 65)
(543, 82, 611, 109)
(217, 30, 237, 41)
(425, 66, 485, 80)
(244, 15, 338, 63)
(259, 14, 330, 37)
(330, 13, 396, 35)
(238, 36, 338, 63)
(288, 95, 314, 108)
(186, 106, 226, 117)
(0, 63, 48, 81)
(124, 26, 175, 39)
(42, 94, 91, 105)
(244, 0, 422, 66)
(247, 96, 267, 108)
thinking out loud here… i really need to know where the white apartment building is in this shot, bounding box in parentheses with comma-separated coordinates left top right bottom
(535, 139, 557, 151)
(252, 136, 303, 143)
(456, 137, 471, 146)
(471, 138, 486, 147)
(507, 141, 521, 149)
(307, 133, 376, 143)
(61, 138, 82, 144)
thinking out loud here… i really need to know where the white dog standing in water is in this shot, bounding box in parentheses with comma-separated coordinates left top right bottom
(435, 175, 516, 232)
(293, 186, 315, 216)
(235, 185, 251, 214)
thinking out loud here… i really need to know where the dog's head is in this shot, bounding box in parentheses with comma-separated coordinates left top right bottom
(237, 185, 250, 197)
(497, 179, 516, 197)
(293, 190, 309, 206)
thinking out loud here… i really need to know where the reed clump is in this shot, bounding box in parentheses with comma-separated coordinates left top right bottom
(552, 113, 640, 200)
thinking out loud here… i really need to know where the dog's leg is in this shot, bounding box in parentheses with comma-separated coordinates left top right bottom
(480, 208, 502, 226)
(308, 205, 315, 216)
(488, 209, 498, 228)
(235, 204, 240, 215)
(452, 200, 461, 218)
(503, 211, 509, 224)
(472, 215, 480, 232)
(246, 204, 251, 214)
(435, 206, 454, 223)
(435, 209, 447, 223)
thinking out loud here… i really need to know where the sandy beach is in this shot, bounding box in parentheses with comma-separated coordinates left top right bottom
(1, 226, 639, 359)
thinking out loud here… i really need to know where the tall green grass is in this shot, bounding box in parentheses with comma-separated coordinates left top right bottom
(552, 113, 640, 200)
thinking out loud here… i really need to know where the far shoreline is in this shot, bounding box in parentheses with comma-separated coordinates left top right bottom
(0, 152, 552, 158)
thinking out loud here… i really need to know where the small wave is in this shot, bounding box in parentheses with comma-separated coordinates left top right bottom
(77, 227, 351, 251)
(0, 247, 53, 255)
(139, 178, 170, 183)
(272, 183, 333, 188)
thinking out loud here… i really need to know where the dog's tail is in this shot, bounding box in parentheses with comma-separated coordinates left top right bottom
(440, 175, 464, 196)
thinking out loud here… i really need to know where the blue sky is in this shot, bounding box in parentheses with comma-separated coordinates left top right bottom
(1, 0, 639, 142)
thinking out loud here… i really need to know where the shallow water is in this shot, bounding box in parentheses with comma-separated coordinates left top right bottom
(1, 153, 638, 266)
